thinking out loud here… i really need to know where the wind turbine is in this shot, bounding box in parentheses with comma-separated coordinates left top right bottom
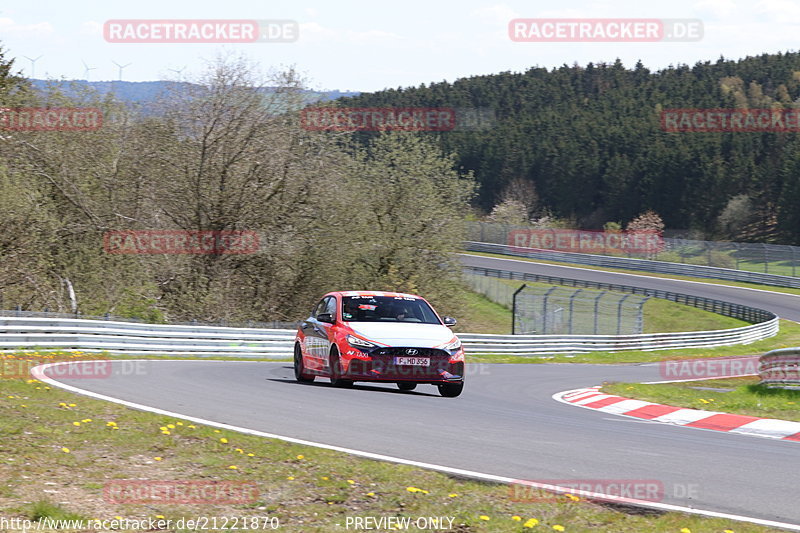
(23, 55, 42, 78)
(168, 66, 186, 77)
(81, 60, 97, 81)
(111, 60, 131, 81)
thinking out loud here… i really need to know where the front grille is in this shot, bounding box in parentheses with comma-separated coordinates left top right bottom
(371, 347, 449, 358)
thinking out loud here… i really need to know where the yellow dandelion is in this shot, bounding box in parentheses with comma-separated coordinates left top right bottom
(159, 426, 168, 431)
(512, 516, 522, 521)
(680, 529, 691, 533)
(114, 516, 122, 520)
(161, 430, 171, 435)
(155, 515, 165, 519)
(166, 424, 175, 429)
(188, 425, 196, 429)
(479, 515, 490, 521)
(524, 518, 539, 528)
(20, 404, 27, 408)
(347, 480, 355, 485)
(176, 422, 184, 426)
(235, 448, 244, 453)
(247, 453, 255, 457)
(220, 438, 228, 444)
(366, 492, 375, 496)
(287, 476, 295, 480)
(723, 530, 734, 533)
(214, 430, 221, 433)
(82, 419, 92, 423)
(72, 422, 81, 427)
(553, 526, 565, 532)
(61, 447, 70, 453)
(44, 387, 50, 390)
(68, 403, 76, 407)
(228, 465, 238, 470)
(296, 454, 304, 460)
(154, 457, 162, 461)
(448, 493, 459, 498)
(321, 476, 329, 480)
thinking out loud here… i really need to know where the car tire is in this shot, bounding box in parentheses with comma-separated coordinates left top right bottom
(329, 347, 353, 388)
(438, 382, 463, 398)
(294, 344, 315, 383)
(397, 382, 417, 391)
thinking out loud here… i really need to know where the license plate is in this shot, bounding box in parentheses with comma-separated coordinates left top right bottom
(394, 356, 430, 366)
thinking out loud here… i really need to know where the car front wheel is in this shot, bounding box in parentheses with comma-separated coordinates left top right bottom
(397, 382, 417, 391)
(329, 347, 353, 388)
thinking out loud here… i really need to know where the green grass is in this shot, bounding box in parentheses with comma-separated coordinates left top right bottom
(456, 291, 513, 334)
(601, 377, 800, 422)
(642, 298, 746, 333)
(461, 281, 748, 335)
(467, 320, 800, 365)
(0, 354, 781, 532)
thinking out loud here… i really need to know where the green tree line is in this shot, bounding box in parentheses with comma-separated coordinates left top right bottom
(339, 52, 800, 243)
(0, 52, 474, 322)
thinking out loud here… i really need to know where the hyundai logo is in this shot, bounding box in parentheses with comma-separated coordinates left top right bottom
(406, 348, 419, 355)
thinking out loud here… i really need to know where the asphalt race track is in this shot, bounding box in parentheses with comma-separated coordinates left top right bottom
(41, 255, 800, 529)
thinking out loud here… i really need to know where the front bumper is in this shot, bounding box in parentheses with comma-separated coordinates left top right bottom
(345, 347, 464, 383)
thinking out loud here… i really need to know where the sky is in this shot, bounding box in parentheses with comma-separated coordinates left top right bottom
(1, 0, 800, 93)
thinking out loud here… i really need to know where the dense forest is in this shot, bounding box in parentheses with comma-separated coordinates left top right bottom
(339, 52, 800, 243)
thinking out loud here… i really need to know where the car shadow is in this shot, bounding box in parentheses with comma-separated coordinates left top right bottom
(267, 374, 440, 397)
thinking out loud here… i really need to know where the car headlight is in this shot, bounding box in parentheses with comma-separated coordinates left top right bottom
(443, 338, 462, 352)
(347, 334, 377, 349)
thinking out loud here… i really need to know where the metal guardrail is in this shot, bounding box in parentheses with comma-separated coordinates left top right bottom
(0, 269, 779, 357)
(759, 348, 800, 389)
(465, 241, 800, 289)
(0, 316, 296, 358)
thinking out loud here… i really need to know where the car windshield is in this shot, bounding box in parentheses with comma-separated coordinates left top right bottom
(341, 295, 441, 324)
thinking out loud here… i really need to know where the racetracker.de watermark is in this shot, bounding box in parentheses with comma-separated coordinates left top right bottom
(509, 18, 703, 42)
(659, 356, 759, 379)
(509, 479, 699, 504)
(104, 19, 298, 43)
(662, 108, 800, 132)
(104, 480, 259, 504)
(508, 229, 664, 254)
(300, 107, 496, 132)
(0, 107, 102, 131)
(103, 230, 259, 255)
(5, 358, 149, 380)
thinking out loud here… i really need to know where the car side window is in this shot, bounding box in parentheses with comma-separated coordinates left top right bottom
(324, 296, 337, 319)
(312, 298, 327, 318)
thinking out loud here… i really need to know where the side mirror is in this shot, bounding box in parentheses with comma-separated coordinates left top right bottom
(443, 316, 457, 327)
(316, 313, 334, 324)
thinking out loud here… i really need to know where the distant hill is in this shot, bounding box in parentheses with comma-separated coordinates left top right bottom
(29, 79, 360, 109)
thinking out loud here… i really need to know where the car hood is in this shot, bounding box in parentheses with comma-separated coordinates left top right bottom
(347, 322, 456, 347)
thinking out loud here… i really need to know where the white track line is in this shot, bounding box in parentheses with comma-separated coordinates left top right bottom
(32, 359, 800, 531)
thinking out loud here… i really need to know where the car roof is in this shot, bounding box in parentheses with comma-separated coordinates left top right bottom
(329, 290, 424, 299)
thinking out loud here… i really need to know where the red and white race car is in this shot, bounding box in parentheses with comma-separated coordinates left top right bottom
(293, 291, 464, 397)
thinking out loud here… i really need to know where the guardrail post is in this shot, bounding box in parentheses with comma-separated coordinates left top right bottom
(763, 243, 769, 273)
(593, 292, 606, 334)
(542, 286, 558, 334)
(568, 289, 583, 334)
(511, 284, 527, 335)
(617, 294, 631, 334)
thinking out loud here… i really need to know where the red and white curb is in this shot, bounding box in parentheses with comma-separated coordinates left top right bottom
(554, 386, 800, 442)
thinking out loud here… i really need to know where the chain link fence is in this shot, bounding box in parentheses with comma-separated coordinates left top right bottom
(467, 221, 800, 276)
(464, 272, 647, 335)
